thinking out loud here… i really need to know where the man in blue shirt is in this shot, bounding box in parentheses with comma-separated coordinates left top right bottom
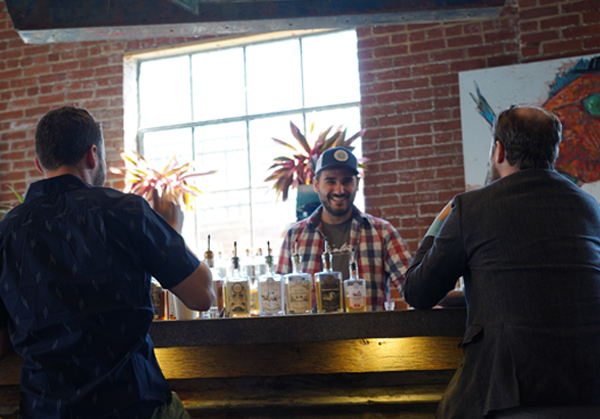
(0, 106, 214, 418)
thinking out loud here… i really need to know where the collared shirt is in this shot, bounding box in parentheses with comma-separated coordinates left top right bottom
(276, 205, 412, 311)
(0, 175, 199, 419)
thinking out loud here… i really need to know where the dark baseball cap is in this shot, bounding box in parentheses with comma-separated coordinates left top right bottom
(315, 147, 358, 175)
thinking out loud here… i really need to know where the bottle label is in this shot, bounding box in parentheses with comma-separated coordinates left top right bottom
(260, 277, 282, 314)
(320, 275, 341, 312)
(228, 282, 249, 315)
(288, 276, 311, 312)
(347, 280, 366, 309)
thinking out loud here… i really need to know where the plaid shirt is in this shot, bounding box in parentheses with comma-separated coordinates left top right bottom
(276, 205, 412, 311)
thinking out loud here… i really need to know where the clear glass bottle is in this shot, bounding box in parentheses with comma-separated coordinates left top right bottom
(241, 248, 260, 316)
(258, 242, 284, 316)
(284, 238, 313, 315)
(315, 237, 343, 313)
(151, 278, 167, 321)
(343, 248, 367, 312)
(204, 235, 224, 317)
(224, 242, 251, 317)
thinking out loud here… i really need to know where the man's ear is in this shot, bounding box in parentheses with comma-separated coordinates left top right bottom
(494, 141, 506, 164)
(34, 157, 44, 174)
(84, 145, 99, 170)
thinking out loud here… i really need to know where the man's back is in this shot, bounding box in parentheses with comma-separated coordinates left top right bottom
(420, 169, 600, 417)
(0, 175, 196, 418)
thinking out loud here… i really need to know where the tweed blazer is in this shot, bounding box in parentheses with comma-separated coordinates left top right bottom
(404, 169, 600, 419)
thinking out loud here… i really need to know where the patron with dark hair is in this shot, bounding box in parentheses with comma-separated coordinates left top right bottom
(404, 105, 600, 418)
(0, 106, 214, 418)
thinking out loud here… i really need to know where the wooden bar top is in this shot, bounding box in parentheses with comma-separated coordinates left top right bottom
(149, 307, 467, 347)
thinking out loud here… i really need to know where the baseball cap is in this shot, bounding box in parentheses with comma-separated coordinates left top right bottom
(315, 147, 358, 175)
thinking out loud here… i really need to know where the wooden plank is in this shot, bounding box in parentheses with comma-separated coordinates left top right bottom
(155, 336, 463, 379)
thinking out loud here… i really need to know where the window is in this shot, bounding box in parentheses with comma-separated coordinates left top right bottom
(130, 30, 363, 261)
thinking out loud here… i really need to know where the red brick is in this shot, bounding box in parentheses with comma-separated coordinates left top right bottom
(374, 45, 409, 58)
(444, 26, 463, 37)
(520, 5, 560, 20)
(376, 68, 411, 81)
(468, 43, 507, 58)
(409, 39, 446, 53)
(377, 91, 412, 104)
(562, 0, 598, 13)
(396, 100, 432, 114)
(391, 34, 408, 44)
(409, 31, 426, 43)
(542, 39, 583, 55)
(397, 124, 432, 136)
(414, 110, 452, 123)
(521, 30, 559, 45)
(563, 24, 600, 38)
(368, 173, 398, 185)
(450, 59, 486, 72)
(394, 77, 429, 90)
(447, 35, 483, 48)
(379, 114, 414, 126)
(413, 87, 450, 100)
(519, 21, 539, 32)
(359, 58, 393, 73)
(487, 54, 520, 67)
(373, 25, 407, 35)
(393, 53, 428, 66)
(412, 63, 449, 77)
(540, 15, 581, 30)
(583, 37, 600, 48)
(484, 30, 518, 44)
(583, 11, 600, 24)
(358, 36, 390, 49)
(430, 49, 466, 62)
(430, 74, 457, 87)
(402, 192, 438, 205)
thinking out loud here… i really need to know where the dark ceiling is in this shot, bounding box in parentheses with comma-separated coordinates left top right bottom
(5, 0, 506, 44)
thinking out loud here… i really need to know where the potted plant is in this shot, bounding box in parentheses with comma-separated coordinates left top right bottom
(0, 186, 24, 220)
(109, 151, 217, 211)
(265, 121, 366, 220)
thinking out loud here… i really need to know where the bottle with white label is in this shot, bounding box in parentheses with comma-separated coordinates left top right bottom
(258, 242, 284, 316)
(343, 248, 367, 312)
(223, 241, 251, 318)
(284, 238, 313, 314)
(315, 237, 343, 313)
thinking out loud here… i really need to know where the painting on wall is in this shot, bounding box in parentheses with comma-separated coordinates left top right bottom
(458, 53, 600, 201)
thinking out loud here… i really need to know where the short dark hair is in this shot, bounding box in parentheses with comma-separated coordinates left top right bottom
(492, 104, 562, 171)
(35, 106, 103, 171)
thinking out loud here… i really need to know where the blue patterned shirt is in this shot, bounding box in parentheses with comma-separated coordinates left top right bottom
(0, 175, 199, 419)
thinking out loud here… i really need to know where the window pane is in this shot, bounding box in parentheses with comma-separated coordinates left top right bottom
(193, 121, 249, 192)
(246, 39, 303, 115)
(248, 114, 304, 190)
(250, 185, 296, 259)
(191, 48, 246, 121)
(139, 56, 192, 128)
(302, 31, 361, 108)
(141, 128, 193, 169)
(193, 189, 252, 260)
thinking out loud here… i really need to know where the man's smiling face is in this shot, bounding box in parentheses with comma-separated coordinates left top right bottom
(314, 166, 360, 222)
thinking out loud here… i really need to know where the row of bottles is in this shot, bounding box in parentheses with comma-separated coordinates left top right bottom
(217, 237, 367, 318)
(151, 235, 369, 320)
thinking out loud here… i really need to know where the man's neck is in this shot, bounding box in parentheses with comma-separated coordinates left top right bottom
(320, 207, 354, 225)
(45, 166, 92, 185)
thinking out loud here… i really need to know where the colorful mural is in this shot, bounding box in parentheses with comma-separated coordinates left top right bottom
(459, 54, 600, 201)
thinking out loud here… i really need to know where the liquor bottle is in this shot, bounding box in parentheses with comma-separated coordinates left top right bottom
(315, 237, 343, 313)
(151, 278, 167, 321)
(254, 248, 268, 277)
(343, 248, 367, 312)
(258, 242, 284, 316)
(241, 248, 260, 316)
(284, 238, 313, 315)
(215, 251, 228, 279)
(223, 242, 251, 317)
(204, 235, 224, 316)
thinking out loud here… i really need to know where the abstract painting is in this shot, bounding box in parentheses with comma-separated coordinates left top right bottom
(459, 54, 600, 201)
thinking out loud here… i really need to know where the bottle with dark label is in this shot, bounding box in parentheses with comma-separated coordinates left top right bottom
(315, 237, 343, 313)
(223, 242, 251, 317)
(258, 241, 284, 316)
(284, 238, 313, 314)
(343, 248, 367, 312)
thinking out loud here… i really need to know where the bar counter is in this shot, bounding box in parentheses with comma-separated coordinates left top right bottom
(0, 308, 467, 418)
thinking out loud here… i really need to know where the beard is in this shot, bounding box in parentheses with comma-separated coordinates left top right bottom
(319, 191, 356, 218)
(485, 161, 501, 185)
(93, 163, 107, 186)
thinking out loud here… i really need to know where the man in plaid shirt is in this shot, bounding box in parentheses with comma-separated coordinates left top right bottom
(276, 147, 412, 311)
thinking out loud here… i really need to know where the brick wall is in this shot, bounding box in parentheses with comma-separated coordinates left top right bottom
(0, 0, 599, 252)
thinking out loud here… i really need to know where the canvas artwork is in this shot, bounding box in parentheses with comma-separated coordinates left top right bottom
(458, 53, 600, 201)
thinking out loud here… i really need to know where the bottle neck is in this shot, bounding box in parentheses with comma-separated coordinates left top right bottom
(349, 262, 359, 280)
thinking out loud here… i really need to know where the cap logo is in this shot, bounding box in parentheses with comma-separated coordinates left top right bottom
(334, 149, 349, 162)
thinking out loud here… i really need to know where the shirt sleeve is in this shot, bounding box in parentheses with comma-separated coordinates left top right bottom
(137, 200, 200, 290)
(385, 223, 413, 292)
(402, 197, 468, 309)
